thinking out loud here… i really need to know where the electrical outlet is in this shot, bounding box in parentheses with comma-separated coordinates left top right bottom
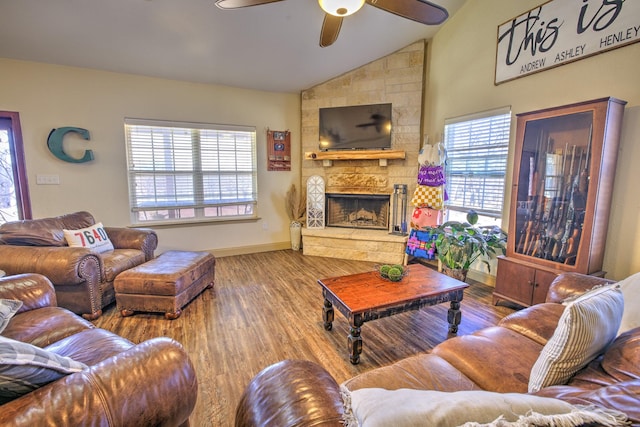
(262, 221, 269, 230)
(36, 174, 60, 185)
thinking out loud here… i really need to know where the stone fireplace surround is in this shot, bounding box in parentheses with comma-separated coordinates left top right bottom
(302, 194, 407, 264)
(300, 171, 412, 265)
(299, 41, 426, 264)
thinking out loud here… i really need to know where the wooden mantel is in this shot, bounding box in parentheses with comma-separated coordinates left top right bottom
(304, 149, 406, 167)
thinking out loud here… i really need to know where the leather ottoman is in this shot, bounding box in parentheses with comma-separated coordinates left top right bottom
(114, 250, 215, 319)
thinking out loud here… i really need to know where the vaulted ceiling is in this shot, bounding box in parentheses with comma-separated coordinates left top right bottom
(0, 0, 466, 93)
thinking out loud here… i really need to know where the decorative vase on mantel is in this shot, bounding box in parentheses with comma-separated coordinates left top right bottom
(289, 221, 302, 251)
(441, 266, 468, 283)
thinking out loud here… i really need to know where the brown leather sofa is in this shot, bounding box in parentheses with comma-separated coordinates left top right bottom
(0, 273, 197, 426)
(0, 211, 157, 319)
(235, 273, 640, 426)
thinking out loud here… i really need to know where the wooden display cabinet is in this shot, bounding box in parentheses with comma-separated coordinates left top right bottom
(493, 97, 626, 307)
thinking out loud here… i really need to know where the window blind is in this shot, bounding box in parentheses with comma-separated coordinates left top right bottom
(124, 118, 257, 223)
(444, 107, 511, 217)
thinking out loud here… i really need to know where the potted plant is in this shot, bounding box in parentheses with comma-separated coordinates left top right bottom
(285, 184, 306, 251)
(423, 210, 507, 282)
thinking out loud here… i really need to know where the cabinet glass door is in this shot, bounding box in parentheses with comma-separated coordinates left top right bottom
(514, 111, 593, 267)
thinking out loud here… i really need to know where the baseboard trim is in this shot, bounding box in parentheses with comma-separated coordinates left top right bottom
(408, 257, 496, 287)
(467, 269, 495, 287)
(211, 241, 292, 258)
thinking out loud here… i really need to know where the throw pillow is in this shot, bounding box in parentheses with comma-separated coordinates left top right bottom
(0, 222, 66, 246)
(405, 229, 436, 260)
(63, 222, 114, 253)
(411, 185, 444, 210)
(341, 387, 627, 427)
(410, 207, 442, 229)
(528, 284, 623, 393)
(0, 335, 87, 403)
(0, 299, 23, 334)
(616, 271, 640, 335)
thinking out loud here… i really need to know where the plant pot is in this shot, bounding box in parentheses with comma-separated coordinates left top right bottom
(289, 221, 302, 251)
(441, 266, 468, 282)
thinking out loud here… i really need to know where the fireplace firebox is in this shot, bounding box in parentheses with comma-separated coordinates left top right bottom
(325, 193, 390, 230)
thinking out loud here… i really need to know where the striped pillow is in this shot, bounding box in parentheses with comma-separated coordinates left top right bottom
(0, 299, 22, 333)
(528, 284, 623, 393)
(0, 336, 87, 403)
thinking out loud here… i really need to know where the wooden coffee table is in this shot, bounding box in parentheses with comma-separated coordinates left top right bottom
(319, 264, 469, 364)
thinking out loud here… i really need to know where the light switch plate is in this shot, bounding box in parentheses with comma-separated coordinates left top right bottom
(36, 174, 60, 185)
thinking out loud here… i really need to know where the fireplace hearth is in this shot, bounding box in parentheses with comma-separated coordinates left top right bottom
(326, 193, 390, 230)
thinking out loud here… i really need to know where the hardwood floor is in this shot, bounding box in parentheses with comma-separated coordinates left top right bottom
(94, 250, 517, 426)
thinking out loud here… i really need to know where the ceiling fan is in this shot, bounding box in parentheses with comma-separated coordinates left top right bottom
(214, 0, 448, 48)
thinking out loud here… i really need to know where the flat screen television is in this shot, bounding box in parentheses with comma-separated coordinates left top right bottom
(319, 103, 392, 151)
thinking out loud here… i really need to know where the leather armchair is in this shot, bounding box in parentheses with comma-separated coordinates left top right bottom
(0, 211, 157, 319)
(0, 273, 197, 426)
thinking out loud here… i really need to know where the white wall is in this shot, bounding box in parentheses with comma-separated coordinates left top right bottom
(0, 59, 300, 255)
(426, 0, 640, 280)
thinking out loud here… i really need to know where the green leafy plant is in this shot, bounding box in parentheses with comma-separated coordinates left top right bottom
(424, 211, 507, 272)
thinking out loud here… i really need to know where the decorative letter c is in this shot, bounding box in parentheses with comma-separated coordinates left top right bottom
(47, 127, 94, 163)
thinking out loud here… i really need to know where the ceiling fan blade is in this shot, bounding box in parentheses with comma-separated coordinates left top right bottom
(320, 14, 343, 48)
(366, 0, 448, 25)
(215, 0, 284, 9)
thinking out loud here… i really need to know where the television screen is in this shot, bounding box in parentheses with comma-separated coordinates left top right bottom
(319, 103, 392, 151)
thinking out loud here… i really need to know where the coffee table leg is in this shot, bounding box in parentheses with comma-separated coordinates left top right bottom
(348, 315, 363, 364)
(323, 299, 334, 331)
(447, 300, 462, 334)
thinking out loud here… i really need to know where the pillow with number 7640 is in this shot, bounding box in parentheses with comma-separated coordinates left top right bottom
(63, 222, 114, 253)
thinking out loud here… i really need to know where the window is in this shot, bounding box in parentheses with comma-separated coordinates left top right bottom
(443, 107, 511, 227)
(124, 119, 257, 224)
(0, 112, 31, 224)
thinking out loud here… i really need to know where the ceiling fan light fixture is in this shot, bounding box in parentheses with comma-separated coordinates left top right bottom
(318, 0, 365, 17)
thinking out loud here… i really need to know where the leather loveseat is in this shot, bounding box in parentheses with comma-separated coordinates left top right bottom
(0, 273, 197, 426)
(235, 273, 640, 426)
(0, 211, 157, 319)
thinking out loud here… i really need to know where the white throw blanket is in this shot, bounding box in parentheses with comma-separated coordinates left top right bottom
(340, 386, 629, 427)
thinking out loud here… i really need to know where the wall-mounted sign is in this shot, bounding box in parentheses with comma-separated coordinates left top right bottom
(496, 0, 640, 84)
(267, 129, 291, 171)
(47, 127, 94, 163)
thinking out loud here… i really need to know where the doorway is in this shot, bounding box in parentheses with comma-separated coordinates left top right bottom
(0, 112, 31, 223)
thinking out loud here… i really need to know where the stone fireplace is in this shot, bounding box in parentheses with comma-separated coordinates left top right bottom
(302, 180, 409, 264)
(299, 41, 426, 264)
(325, 193, 390, 230)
